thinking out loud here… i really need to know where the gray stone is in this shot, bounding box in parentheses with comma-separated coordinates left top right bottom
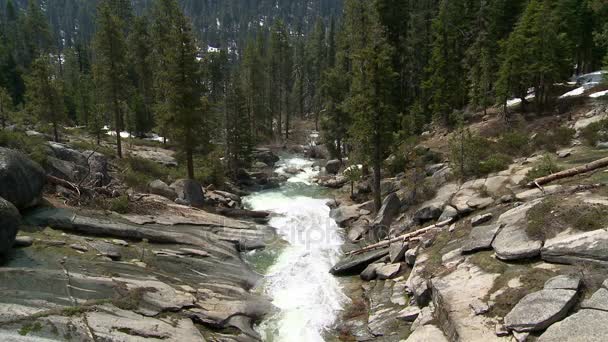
(330, 249, 389, 276)
(148, 179, 178, 200)
(347, 224, 369, 242)
(513, 331, 530, 342)
(88, 241, 122, 260)
(325, 159, 341, 174)
(0, 197, 20, 256)
(411, 305, 434, 331)
(389, 241, 408, 263)
(471, 213, 493, 226)
(493, 201, 543, 260)
(406, 324, 449, 342)
(414, 201, 443, 223)
(372, 193, 401, 229)
(495, 323, 509, 337)
(541, 229, 608, 265)
(581, 287, 608, 311)
(252, 148, 279, 166)
(376, 263, 401, 280)
(0, 147, 46, 210)
(397, 305, 421, 322)
(504, 289, 578, 332)
(13, 236, 33, 247)
(70, 243, 89, 252)
(170, 179, 205, 207)
(469, 299, 490, 315)
(330, 205, 362, 226)
(438, 205, 458, 222)
(405, 246, 419, 266)
(360, 263, 380, 281)
(425, 163, 446, 176)
(381, 179, 400, 196)
(544, 274, 581, 290)
(557, 150, 572, 158)
(538, 309, 608, 342)
(461, 224, 501, 254)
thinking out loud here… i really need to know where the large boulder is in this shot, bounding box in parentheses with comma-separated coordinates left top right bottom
(538, 309, 608, 342)
(148, 180, 178, 201)
(83, 151, 111, 186)
(541, 229, 608, 265)
(372, 193, 401, 229)
(0, 147, 46, 209)
(492, 200, 543, 260)
(330, 249, 389, 276)
(170, 179, 205, 207)
(325, 159, 341, 175)
(252, 148, 279, 166)
(0, 197, 20, 256)
(504, 275, 580, 332)
(461, 224, 501, 254)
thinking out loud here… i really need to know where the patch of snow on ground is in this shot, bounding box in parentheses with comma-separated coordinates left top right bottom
(559, 86, 586, 98)
(590, 90, 608, 99)
(507, 93, 536, 107)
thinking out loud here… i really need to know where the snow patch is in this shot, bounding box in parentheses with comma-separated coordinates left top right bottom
(590, 90, 608, 99)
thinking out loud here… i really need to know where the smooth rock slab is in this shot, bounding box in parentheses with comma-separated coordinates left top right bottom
(471, 213, 493, 226)
(397, 305, 421, 322)
(581, 287, 608, 311)
(462, 224, 501, 253)
(544, 275, 581, 290)
(0, 197, 20, 255)
(389, 241, 408, 263)
(541, 229, 608, 265)
(376, 263, 401, 280)
(504, 289, 578, 332)
(406, 324, 449, 342)
(493, 201, 543, 261)
(330, 249, 389, 276)
(538, 309, 608, 342)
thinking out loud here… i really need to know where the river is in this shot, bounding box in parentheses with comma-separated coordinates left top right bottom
(243, 156, 348, 342)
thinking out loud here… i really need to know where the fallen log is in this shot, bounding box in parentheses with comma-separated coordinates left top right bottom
(47, 175, 81, 197)
(527, 156, 608, 188)
(346, 218, 453, 256)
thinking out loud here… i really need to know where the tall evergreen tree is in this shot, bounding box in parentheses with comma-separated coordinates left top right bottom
(93, 0, 131, 158)
(269, 20, 292, 140)
(0, 86, 12, 128)
(25, 55, 66, 142)
(128, 15, 155, 136)
(343, 0, 397, 212)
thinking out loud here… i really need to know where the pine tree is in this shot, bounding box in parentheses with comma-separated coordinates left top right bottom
(343, 0, 397, 212)
(0, 86, 12, 128)
(155, 0, 206, 180)
(22, 0, 52, 66)
(25, 55, 66, 142)
(242, 35, 267, 141)
(93, 0, 131, 158)
(128, 15, 155, 136)
(225, 71, 252, 176)
(269, 20, 292, 140)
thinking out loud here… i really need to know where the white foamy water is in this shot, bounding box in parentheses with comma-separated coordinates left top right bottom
(244, 157, 347, 342)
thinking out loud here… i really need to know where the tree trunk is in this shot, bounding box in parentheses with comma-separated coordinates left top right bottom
(186, 147, 194, 180)
(53, 121, 59, 142)
(373, 133, 382, 213)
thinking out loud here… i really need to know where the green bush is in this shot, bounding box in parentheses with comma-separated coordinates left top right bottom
(194, 150, 226, 186)
(450, 129, 513, 179)
(525, 155, 562, 182)
(118, 156, 184, 191)
(497, 131, 531, 156)
(580, 119, 608, 147)
(109, 195, 130, 214)
(0, 130, 49, 167)
(533, 127, 575, 152)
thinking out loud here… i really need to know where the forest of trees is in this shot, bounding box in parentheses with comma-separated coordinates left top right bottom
(0, 0, 607, 211)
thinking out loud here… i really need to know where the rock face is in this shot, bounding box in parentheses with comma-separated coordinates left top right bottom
(170, 179, 205, 207)
(0, 197, 20, 256)
(504, 275, 580, 332)
(330, 249, 389, 276)
(46, 143, 111, 186)
(0, 147, 46, 209)
(372, 193, 401, 229)
(330, 204, 364, 226)
(538, 309, 608, 342)
(461, 224, 501, 253)
(252, 148, 279, 166)
(148, 179, 178, 200)
(325, 159, 342, 174)
(376, 263, 401, 280)
(492, 201, 543, 260)
(541, 229, 608, 265)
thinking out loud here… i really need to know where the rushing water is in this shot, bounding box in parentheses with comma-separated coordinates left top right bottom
(243, 157, 348, 342)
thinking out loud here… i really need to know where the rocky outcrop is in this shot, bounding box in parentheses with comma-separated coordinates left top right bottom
(492, 200, 543, 260)
(171, 179, 205, 207)
(541, 229, 608, 265)
(46, 143, 111, 186)
(0, 147, 46, 209)
(504, 275, 580, 332)
(325, 159, 341, 174)
(538, 309, 608, 342)
(148, 179, 178, 200)
(461, 224, 502, 254)
(330, 249, 388, 276)
(252, 148, 279, 166)
(372, 193, 401, 229)
(0, 197, 20, 257)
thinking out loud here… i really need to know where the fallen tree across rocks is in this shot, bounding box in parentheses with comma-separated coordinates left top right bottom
(346, 218, 453, 256)
(527, 156, 608, 188)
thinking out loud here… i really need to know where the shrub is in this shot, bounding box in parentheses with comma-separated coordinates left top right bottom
(533, 127, 575, 152)
(118, 156, 184, 191)
(450, 129, 512, 179)
(194, 150, 226, 186)
(497, 131, 531, 156)
(580, 119, 608, 147)
(109, 195, 130, 214)
(525, 155, 562, 182)
(0, 130, 49, 167)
